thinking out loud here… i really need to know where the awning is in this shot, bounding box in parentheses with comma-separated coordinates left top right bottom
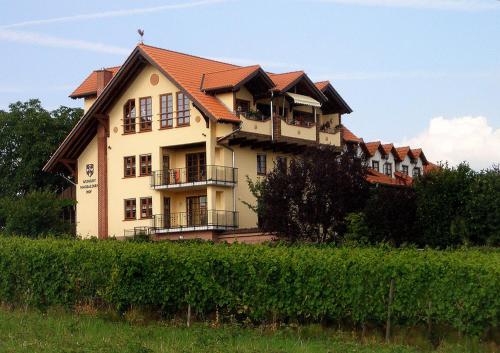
(286, 92, 321, 108)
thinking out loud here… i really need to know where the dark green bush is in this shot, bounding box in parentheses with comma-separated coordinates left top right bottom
(0, 237, 497, 336)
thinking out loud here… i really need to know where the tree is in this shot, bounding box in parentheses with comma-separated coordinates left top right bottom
(362, 186, 417, 246)
(0, 99, 82, 198)
(248, 147, 370, 243)
(414, 162, 475, 248)
(0, 190, 75, 237)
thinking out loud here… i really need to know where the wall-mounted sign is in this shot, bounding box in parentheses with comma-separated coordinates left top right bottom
(86, 164, 94, 177)
(81, 163, 97, 194)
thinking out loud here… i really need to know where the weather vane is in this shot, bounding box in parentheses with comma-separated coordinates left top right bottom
(137, 29, 144, 44)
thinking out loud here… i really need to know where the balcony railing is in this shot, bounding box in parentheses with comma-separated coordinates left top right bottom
(151, 210, 238, 232)
(239, 111, 270, 121)
(320, 125, 341, 134)
(151, 165, 237, 189)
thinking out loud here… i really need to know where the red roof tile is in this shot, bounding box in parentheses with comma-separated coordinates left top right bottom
(201, 65, 262, 91)
(395, 146, 414, 161)
(314, 80, 330, 91)
(366, 168, 413, 187)
(424, 162, 440, 174)
(364, 141, 383, 157)
(70, 66, 120, 98)
(268, 71, 304, 91)
(138, 44, 240, 122)
(341, 125, 363, 143)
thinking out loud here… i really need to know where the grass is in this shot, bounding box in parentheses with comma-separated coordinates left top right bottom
(0, 307, 495, 353)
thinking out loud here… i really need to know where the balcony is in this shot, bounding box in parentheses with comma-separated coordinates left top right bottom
(151, 210, 238, 233)
(151, 165, 238, 190)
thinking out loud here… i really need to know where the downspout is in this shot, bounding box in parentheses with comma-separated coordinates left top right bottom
(217, 125, 242, 216)
(270, 91, 274, 141)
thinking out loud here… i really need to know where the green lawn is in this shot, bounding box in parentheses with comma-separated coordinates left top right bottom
(0, 308, 492, 353)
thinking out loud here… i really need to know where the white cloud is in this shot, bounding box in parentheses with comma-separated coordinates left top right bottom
(400, 116, 500, 170)
(315, 0, 500, 11)
(0, 0, 229, 29)
(0, 29, 129, 55)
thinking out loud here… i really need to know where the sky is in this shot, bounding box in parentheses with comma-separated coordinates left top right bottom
(0, 0, 499, 169)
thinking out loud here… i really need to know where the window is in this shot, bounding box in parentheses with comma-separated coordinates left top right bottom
(235, 99, 250, 115)
(276, 156, 287, 171)
(384, 163, 392, 176)
(257, 154, 267, 175)
(139, 97, 152, 131)
(139, 154, 152, 176)
(413, 167, 421, 178)
(402, 165, 409, 175)
(160, 94, 174, 129)
(123, 99, 136, 133)
(372, 161, 379, 172)
(177, 92, 190, 126)
(124, 156, 136, 177)
(140, 197, 153, 219)
(124, 199, 136, 220)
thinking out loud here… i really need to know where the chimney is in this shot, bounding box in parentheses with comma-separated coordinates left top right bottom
(96, 69, 113, 97)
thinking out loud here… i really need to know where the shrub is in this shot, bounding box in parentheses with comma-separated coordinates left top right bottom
(465, 167, 500, 246)
(414, 163, 475, 248)
(0, 237, 497, 336)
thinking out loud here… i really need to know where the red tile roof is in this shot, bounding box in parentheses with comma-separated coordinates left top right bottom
(424, 162, 440, 174)
(70, 66, 120, 98)
(341, 125, 363, 143)
(364, 141, 383, 157)
(268, 71, 304, 91)
(138, 44, 241, 122)
(395, 146, 414, 161)
(314, 80, 330, 91)
(366, 168, 413, 187)
(200, 65, 262, 91)
(411, 148, 428, 164)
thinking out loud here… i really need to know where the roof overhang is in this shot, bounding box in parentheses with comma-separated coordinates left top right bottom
(286, 92, 321, 108)
(320, 82, 353, 115)
(277, 73, 328, 104)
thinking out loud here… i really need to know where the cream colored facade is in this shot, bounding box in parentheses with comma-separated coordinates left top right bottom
(74, 63, 344, 238)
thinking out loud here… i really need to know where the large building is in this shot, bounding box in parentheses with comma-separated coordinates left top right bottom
(43, 44, 353, 241)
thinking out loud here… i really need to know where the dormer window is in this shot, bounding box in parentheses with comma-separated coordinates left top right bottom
(413, 167, 421, 178)
(123, 99, 136, 134)
(402, 165, 409, 175)
(384, 163, 392, 176)
(372, 160, 379, 172)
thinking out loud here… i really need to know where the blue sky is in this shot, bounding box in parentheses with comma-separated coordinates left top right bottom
(0, 0, 499, 168)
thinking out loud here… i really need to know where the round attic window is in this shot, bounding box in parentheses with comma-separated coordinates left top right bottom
(150, 73, 159, 86)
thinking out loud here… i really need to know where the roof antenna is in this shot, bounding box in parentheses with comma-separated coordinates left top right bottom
(137, 29, 145, 44)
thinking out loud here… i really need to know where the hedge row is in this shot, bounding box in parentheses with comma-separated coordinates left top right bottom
(0, 237, 498, 335)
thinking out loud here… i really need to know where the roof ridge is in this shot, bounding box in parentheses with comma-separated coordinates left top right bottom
(268, 70, 305, 76)
(203, 65, 260, 75)
(138, 43, 241, 69)
(92, 65, 121, 72)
